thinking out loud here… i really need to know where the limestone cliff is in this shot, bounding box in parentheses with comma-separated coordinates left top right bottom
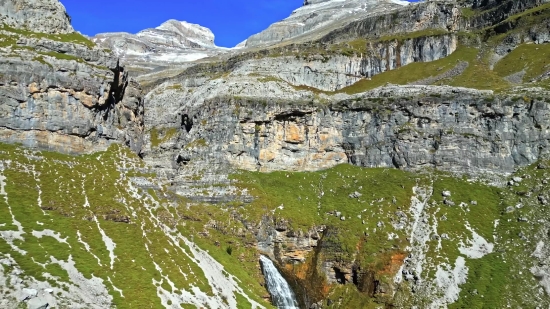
(245, 0, 410, 47)
(139, 0, 550, 307)
(0, 0, 144, 154)
(0, 0, 74, 34)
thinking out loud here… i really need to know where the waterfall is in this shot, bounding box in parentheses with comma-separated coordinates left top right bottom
(259, 255, 299, 309)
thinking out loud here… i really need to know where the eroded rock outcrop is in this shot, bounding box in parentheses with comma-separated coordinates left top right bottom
(0, 0, 144, 154)
(149, 85, 548, 179)
(230, 34, 457, 92)
(0, 0, 74, 34)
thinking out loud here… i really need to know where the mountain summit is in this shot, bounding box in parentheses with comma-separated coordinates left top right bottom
(137, 20, 216, 49)
(92, 20, 226, 68)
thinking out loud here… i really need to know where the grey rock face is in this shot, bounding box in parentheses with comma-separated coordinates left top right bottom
(532, 240, 550, 295)
(322, 1, 461, 43)
(246, 0, 410, 47)
(0, 0, 144, 154)
(15, 36, 118, 68)
(145, 85, 550, 190)
(256, 215, 324, 264)
(0, 56, 144, 154)
(465, 0, 550, 30)
(232, 34, 457, 91)
(0, 0, 74, 34)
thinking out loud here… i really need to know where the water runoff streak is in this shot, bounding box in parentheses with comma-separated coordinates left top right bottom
(260, 255, 299, 309)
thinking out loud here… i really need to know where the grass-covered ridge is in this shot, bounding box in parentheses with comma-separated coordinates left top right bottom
(227, 162, 550, 308)
(0, 24, 95, 48)
(338, 46, 480, 94)
(257, 2, 550, 95)
(0, 140, 549, 308)
(0, 143, 269, 308)
(493, 43, 550, 82)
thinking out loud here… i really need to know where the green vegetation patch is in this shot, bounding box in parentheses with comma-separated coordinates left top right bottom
(232, 165, 416, 260)
(460, 7, 478, 19)
(150, 127, 179, 148)
(0, 32, 18, 48)
(339, 46, 478, 94)
(165, 84, 183, 91)
(0, 24, 95, 48)
(38, 50, 86, 63)
(0, 143, 267, 308)
(445, 53, 509, 91)
(184, 138, 207, 149)
(227, 155, 550, 308)
(378, 29, 449, 42)
(450, 162, 550, 308)
(493, 43, 550, 82)
(258, 76, 281, 83)
(501, 2, 550, 24)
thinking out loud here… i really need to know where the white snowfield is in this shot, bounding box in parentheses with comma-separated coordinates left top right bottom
(93, 19, 226, 66)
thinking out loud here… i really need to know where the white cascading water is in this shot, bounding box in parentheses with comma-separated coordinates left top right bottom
(259, 255, 299, 309)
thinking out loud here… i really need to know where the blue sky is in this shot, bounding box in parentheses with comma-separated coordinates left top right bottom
(60, 1, 418, 48)
(60, 0, 301, 47)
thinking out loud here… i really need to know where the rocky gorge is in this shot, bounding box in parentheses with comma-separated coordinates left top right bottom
(1, 0, 550, 308)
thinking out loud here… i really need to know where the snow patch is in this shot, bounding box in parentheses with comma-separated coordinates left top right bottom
(32, 230, 71, 247)
(152, 261, 218, 308)
(180, 236, 265, 308)
(154, 52, 208, 62)
(47, 255, 113, 307)
(108, 277, 124, 298)
(391, 0, 410, 6)
(458, 224, 494, 259)
(0, 172, 6, 196)
(407, 185, 433, 279)
(533, 241, 545, 259)
(432, 256, 469, 306)
(0, 175, 27, 255)
(94, 217, 117, 269)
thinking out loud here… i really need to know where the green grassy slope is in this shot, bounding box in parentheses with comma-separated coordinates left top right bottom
(0, 143, 271, 308)
(226, 163, 550, 308)
(1, 139, 549, 308)
(305, 4, 550, 95)
(227, 165, 548, 308)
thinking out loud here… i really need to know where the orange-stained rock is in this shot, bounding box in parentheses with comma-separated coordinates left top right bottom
(28, 82, 40, 94)
(285, 123, 305, 144)
(379, 252, 406, 276)
(259, 149, 276, 162)
(75, 91, 96, 108)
